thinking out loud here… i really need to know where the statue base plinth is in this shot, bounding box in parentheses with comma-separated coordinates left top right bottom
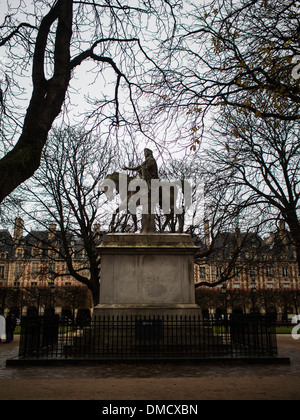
(97, 233, 198, 306)
(90, 233, 210, 358)
(93, 303, 202, 318)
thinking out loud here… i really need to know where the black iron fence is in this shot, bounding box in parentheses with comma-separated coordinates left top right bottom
(18, 314, 278, 360)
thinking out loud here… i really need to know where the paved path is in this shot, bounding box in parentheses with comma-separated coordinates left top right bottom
(0, 335, 299, 400)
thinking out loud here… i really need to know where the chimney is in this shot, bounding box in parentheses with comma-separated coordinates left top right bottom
(14, 218, 24, 243)
(235, 227, 241, 247)
(278, 220, 288, 244)
(48, 223, 57, 241)
(204, 219, 210, 247)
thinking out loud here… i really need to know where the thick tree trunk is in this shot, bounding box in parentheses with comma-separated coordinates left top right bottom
(0, 0, 73, 203)
(91, 282, 100, 307)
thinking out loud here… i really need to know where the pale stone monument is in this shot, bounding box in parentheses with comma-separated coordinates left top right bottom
(90, 149, 207, 360)
(123, 147, 158, 234)
(93, 149, 203, 354)
(93, 232, 199, 317)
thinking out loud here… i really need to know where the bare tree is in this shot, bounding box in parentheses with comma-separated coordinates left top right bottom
(0, 0, 181, 203)
(20, 127, 114, 305)
(205, 98, 300, 272)
(149, 0, 300, 148)
(157, 157, 204, 233)
(189, 138, 274, 289)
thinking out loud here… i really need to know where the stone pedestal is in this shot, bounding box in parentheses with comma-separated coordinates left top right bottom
(93, 233, 200, 318)
(91, 233, 209, 358)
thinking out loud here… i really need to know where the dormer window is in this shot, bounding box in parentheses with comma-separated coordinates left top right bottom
(16, 248, 24, 258)
(32, 245, 42, 257)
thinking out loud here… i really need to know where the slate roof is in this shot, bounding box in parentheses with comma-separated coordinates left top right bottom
(0, 226, 103, 261)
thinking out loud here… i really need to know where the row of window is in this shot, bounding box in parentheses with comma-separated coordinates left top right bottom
(29, 281, 73, 287)
(230, 282, 292, 289)
(12, 247, 87, 259)
(0, 262, 90, 279)
(198, 265, 294, 279)
(0, 281, 73, 287)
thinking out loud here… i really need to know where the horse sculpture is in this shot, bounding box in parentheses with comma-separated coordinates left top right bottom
(105, 172, 138, 232)
(104, 172, 184, 233)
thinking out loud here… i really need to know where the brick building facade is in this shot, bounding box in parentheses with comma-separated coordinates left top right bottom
(194, 221, 299, 290)
(0, 218, 100, 289)
(0, 218, 299, 318)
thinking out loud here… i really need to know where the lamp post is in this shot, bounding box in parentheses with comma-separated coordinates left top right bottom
(221, 283, 228, 333)
(221, 283, 227, 316)
(250, 282, 257, 314)
(45, 281, 56, 347)
(48, 281, 55, 316)
(13, 278, 20, 318)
